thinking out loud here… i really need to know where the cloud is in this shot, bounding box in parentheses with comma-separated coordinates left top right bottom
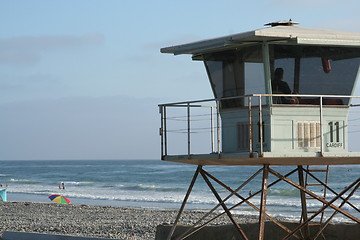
(0, 33, 105, 65)
(0, 49, 40, 65)
(0, 34, 104, 50)
(0, 72, 68, 103)
(271, 0, 337, 6)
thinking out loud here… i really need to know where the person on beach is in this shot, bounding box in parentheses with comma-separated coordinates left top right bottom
(59, 182, 65, 190)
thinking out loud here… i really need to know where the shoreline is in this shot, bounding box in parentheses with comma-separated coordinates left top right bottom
(0, 202, 257, 240)
(6, 192, 218, 211)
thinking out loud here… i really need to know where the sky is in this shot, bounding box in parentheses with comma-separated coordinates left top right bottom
(1, 0, 360, 160)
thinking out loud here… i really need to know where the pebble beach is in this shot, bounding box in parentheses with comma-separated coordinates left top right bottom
(0, 202, 257, 240)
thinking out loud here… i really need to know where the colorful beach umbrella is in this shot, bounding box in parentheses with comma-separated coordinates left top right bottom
(48, 194, 71, 204)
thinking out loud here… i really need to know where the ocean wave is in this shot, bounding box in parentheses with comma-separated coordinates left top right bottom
(268, 188, 300, 197)
(273, 212, 356, 223)
(49, 190, 213, 205)
(8, 183, 359, 210)
(326, 192, 360, 200)
(9, 178, 41, 184)
(120, 184, 184, 192)
(62, 181, 95, 186)
(0, 174, 8, 177)
(103, 184, 124, 188)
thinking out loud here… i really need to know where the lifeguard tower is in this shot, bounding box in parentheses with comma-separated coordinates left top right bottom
(159, 21, 360, 240)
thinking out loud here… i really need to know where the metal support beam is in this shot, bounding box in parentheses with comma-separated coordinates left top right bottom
(283, 180, 360, 240)
(168, 165, 360, 240)
(269, 168, 360, 223)
(166, 165, 201, 240)
(176, 168, 264, 240)
(258, 165, 269, 240)
(202, 169, 301, 239)
(166, 164, 359, 240)
(313, 181, 359, 240)
(303, 167, 359, 213)
(173, 167, 298, 240)
(297, 165, 310, 239)
(200, 169, 248, 240)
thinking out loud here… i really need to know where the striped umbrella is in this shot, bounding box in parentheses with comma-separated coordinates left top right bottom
(48, 194, 71, 204)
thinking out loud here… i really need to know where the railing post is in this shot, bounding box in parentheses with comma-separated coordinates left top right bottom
(211, 106, 215, 153)
(259, 96, 263, 157)
(159, 106, 164, 158)
(164, 106, 167, 156)
(320, 96, 324, 156)
(216, 99, 221, 156)
(187, 103, 191, 158)
(160, 105, 168, 158)
(248, 96, 253, 155)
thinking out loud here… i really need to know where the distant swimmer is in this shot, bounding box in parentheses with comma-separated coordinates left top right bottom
(59, 182, 65, 190)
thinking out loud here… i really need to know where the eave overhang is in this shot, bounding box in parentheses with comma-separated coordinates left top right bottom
(161, 26, 360, 56)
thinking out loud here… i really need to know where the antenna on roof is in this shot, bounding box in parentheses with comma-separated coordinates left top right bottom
(265, 19, 299, 27)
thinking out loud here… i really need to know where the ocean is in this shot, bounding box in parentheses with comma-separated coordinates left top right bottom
(0, 160, 358, 223)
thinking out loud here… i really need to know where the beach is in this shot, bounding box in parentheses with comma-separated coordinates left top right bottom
(1, 202, 359, 240)
(0, 202, 257, 240)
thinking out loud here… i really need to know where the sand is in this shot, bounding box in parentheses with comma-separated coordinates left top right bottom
(0, 202, 257, 240)
(1, 202, 358, 240)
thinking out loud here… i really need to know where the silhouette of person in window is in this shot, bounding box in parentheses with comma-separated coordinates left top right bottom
(272, 68, 292, 104)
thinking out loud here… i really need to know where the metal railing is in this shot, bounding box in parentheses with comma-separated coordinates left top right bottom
(159, 99, 220, 159)
(159, 94, 360, 159)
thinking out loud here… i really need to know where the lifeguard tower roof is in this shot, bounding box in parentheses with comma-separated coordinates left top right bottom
(161, 24, 360, 56)
(159, 22, 360, 166)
